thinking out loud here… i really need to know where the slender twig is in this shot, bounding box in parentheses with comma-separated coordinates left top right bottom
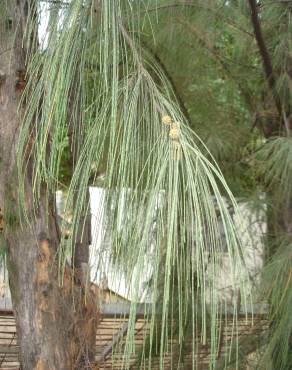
(118, 21, 189, 119)
(141, 40, 192, 123)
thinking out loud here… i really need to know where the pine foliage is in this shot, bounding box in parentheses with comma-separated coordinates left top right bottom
(16, 1, 252, 369)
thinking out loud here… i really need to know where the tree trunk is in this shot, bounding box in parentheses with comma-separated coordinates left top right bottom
(0, 2, 98, 369)
(248, 0, 283, 120)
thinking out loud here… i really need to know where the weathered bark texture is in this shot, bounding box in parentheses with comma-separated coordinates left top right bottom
(0, 1, 98, 369)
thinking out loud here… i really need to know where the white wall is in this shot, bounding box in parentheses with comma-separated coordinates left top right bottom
(0, 190, 266, 308)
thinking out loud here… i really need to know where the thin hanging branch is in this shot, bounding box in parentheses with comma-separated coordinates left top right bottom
(140, 40, 193, 124)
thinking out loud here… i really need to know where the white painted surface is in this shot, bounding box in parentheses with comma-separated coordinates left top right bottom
(0, 189, 266, 308)
(89, 189, 266, 305)
(206, 200, 266, 307)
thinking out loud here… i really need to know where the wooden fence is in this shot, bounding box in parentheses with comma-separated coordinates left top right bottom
(0, 304, 268, 369)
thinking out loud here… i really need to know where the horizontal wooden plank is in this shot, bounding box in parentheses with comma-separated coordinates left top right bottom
(0, 312, 269, 370)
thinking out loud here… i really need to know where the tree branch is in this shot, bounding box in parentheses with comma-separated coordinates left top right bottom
(119, 21, 192, 122)
(248, 0, 283, 118)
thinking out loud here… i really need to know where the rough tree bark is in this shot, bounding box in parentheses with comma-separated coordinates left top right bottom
(0, 1, 98, 369)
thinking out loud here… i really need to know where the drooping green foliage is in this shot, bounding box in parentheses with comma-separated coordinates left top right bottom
(12, 0, 292, 368)
(255, 137, 292, 202)
(15, 0, 253, 369)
